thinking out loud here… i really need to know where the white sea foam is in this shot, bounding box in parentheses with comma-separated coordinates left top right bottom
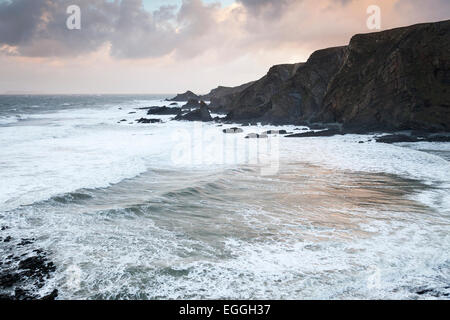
(0, 115, 24, 125)
(0, 103, 171, 211)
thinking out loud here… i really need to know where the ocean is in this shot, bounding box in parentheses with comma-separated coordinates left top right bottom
(0, 95, 449, 299)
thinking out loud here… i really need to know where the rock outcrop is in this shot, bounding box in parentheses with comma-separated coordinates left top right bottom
(147, 106, 181, 115)
(174, 101, 213, 122)
(0, 226, 58, 300)
(200, 82, 256, 113)
(225, 63, 302, 121)
(182, 99, 202, 110)
(245, 133, 268, 139)
(136, 118, 162, 124)
(223, 127, 244, 134)
(285, 129, 343, 138)
(169, 90, 199, 102)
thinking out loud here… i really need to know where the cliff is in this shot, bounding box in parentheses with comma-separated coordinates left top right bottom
(318, 20, 450, 133)
(225, 63, 303, 121)
(222, 20, 450, 132)
(265, 47, 346, 124)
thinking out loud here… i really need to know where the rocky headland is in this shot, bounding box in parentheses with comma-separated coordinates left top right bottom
(170, 20, 450, 137)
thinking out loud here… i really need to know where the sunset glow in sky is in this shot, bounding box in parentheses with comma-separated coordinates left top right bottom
(0, 0, 449, 94)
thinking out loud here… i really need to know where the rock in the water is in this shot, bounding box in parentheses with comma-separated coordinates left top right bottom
(174, 101, 213, 122)
(375, 134, 450, 143)
(264, 130, 288, 135)
(245, 133, 268, 139)
(147, 106, 181, 115)
(41, 289, 58, 301)
(0, 272, 20, 287)
(181, 99, 202, 110)
(285, 129, 342, 138)
(375, 135, 420, 143)
(223, 127, 244, 134)
(426, 135, 450, 142)
(0, 235, 58, 300)
(136, 118, 162, 124)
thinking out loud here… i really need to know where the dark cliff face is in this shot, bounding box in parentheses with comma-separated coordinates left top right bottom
(224, 47, 346, 124)
(266, 47, 347, 124)
(319, 20, 450, 133)
(226, 63, 302, 121)
(222, 20, 450, 132)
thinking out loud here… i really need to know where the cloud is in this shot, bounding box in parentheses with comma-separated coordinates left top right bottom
(0, 0, 448, 61)
(0, 0, 118, 57)
(0, 0, 47, 45)
(108, 0, 177, 58)
(236, 0, 295, 18)
(0, 0, 233, 59)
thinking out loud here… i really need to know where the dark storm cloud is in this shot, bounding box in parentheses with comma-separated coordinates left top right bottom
(0, 0, 119, 56)
(0, 0, 47, 45)
(0, 0, 226, 58)
(0, 0, 178, 58)
(0, 0, 448, 59)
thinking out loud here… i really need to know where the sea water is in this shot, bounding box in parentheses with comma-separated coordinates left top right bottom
(0, 95, 449, 299)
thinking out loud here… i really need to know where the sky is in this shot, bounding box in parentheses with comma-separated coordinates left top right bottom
(0, 0, 449, 94)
